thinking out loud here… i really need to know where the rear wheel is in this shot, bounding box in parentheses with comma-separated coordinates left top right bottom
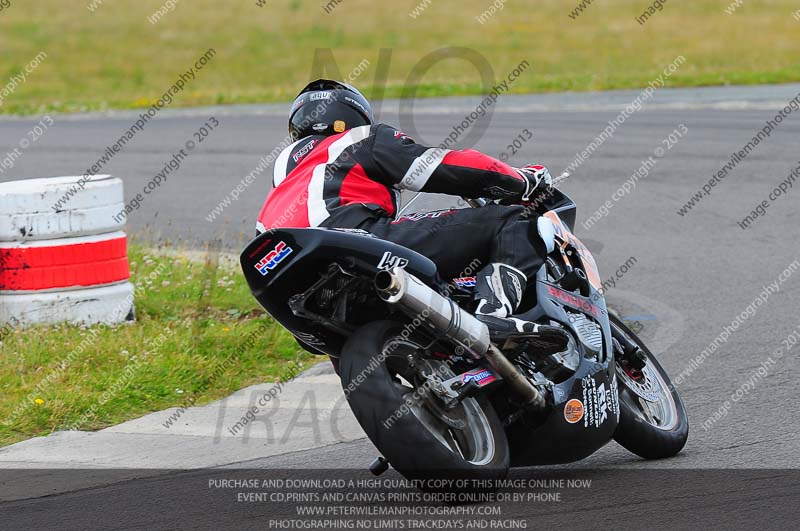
(340, 321, 509, 485)
(611, 315, 689, 459)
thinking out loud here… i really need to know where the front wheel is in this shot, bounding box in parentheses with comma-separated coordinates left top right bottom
(610, 315, 689, 459)
(340, 321, 509, 484)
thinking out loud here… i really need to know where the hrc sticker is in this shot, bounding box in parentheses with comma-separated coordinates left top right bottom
(564, 399, 585, 424)
(453, 277, 477, 289)
(334, 120, 346, 132)
(255, 241, 293, 276)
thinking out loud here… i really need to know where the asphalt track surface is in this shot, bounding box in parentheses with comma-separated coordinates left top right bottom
(2, 85, 800, 529)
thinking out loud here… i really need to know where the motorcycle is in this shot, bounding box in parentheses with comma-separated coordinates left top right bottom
(240, 189, 688, 484)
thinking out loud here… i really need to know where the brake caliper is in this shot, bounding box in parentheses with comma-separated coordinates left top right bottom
(613, 337, 647, 381)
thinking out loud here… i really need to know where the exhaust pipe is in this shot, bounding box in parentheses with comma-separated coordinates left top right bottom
(375, 267, 545, 409)
(375, 267, 489, 357)
(484, 344, 545, 409)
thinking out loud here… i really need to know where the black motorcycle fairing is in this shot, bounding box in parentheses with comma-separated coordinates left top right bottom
(506, 365, 619, 466)
(497, 265, 620, 466)
(240, 228, 443, 358)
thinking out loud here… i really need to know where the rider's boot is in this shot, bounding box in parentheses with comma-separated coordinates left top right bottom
(474, 263, 569, 351)
(473, 264, 538, 339)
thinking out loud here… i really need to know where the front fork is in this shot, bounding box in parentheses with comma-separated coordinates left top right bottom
(611, 321, 647, 378)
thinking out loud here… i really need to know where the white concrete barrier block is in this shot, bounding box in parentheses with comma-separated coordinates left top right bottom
(0, 175, 124, 241)
(0, 282, 135, 327)
(0, 175, 134, 327)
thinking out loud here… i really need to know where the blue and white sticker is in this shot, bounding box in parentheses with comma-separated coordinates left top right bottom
(255, 241, 293, 276)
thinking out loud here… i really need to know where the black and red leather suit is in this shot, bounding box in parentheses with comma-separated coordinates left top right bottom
(257, 124, 546, 281)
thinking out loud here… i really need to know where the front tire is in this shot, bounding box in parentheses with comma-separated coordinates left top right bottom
(340, 321, 509, 484)
(611, 315, 689, 459)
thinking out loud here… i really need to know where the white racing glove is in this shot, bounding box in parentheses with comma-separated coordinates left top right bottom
(515, 164, 553, 201)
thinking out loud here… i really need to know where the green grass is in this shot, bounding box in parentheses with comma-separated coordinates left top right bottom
(0, 243, 313, 448)
(0, 1, 799, 114)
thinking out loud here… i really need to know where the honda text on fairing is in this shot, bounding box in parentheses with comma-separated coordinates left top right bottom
(241, 189, 688, 486)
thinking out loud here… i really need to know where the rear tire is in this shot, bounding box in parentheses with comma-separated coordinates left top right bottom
(611, 315, 688, 459)
(340, 321, 509, 485)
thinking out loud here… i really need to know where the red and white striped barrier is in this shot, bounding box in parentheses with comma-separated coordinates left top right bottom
(0, 176, 135, 327)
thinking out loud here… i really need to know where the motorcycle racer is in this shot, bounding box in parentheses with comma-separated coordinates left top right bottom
(257, 79, 555, 337)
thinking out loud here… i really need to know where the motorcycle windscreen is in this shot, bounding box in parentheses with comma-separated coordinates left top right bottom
(544, 211, 602, 291)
